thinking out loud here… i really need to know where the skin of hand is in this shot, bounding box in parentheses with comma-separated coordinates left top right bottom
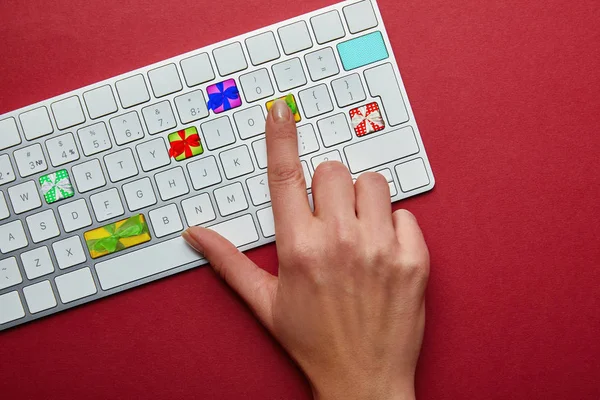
(182, 100, 430, 400)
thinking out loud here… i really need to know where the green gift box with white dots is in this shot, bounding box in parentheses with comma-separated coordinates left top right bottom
(39, 169, 75, 204)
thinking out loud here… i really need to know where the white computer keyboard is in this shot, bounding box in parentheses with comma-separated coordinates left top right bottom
(0, 0, 434, 330)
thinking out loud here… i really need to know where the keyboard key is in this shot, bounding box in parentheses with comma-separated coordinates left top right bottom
(21, 246, 55, 279)
(109, 111, 145, 145)
(214, 182, 249, 217)
(0, 117, 22, 150)
(252, 139, 267, 169)
(174, 90, 209, 124)
(14, 143, 48, 177)
(219, 145, 255, 179)
(8, 180, 42, 214)
(187, 156, 222, 190)
(104, 148, 139, 182)
(298, 84, 334, 118)
(343, 0, 378, 34)
(40, 169, 76, 204)
(317, 113, 352, 147)
(245, 32, 280, 66)
(149, 204, 184, 238)
(310, 10, 345, 44)
(90, 188, 125, 222)
(182, 193, 216, 226)
(234, 106, 266, 139)
(84, 214, 151, 259)
(207, 79, 242, 113)
(116, 74, 151, 108)
(136, 137, 170, 171)
(311, 149, 343, 170)
(180, 53, 215, 87)
(278, 21, 313, 55)
(0, 291, 25, 325)
(83, 85, 118, 119)
(239, 69, 275, 103)
(51, 96, 86, 130)
(331, 73, 366, 107)
(364, 63, 409, 126)
(55, 267, 97, 303)
(266, 94, 302, 122)
(305, 47, 339, 81)
(72, 159, 106, 193)
(142, 101, 177, 135)
(0, 192, 9, 220)
(122, 177, 157, 211)
(58, 199, 93, 233)
(374, 168, 398, 197)
(200, 116, 236, 150)
(337, 31, 388, 71)
(0, 220, 28, 253)
(167, 127, 204, 161)
(19, 107, 53, 140)
(349, 102, 385, 137)
(272, 58, 307, 92)
(45, 133, 80, 167)
(0, 154, 16, 186)
(257, 206, 275, 238)
(148, 63, 183, 98)
(23, 281, 57, 313)
(0, 257, 22, 290)
(246, 173, 270, 206)
(395, 158, 430, 193)
(297, 124, 320, 156)
(155, 167, 189, 201)
(26, 209, 60, 243)
(344, 127, 419, 173)
(77, 122, 113, 156)
(213, 42, 248, 76)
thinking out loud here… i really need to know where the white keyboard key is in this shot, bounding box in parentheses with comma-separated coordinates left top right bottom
(51, 96, 86, 130)
(55, 267, 97, 303)
(155, 167, 189, 201)
(200, 116, 236, 150)
(24, 280, 57, 313)
(77, 122, 112, 156)
(26, 209, 60, 243)
(395, 158, 430, 192)
(0, 192, 9, 220)
(109, 111, 145, 145)
(0, 220, 28, 253)
(90, 188, 125, 222)
(116, 74, 150, 108)
(83, 85, 118, 119)
(58, 199, 92, 233)
(0, 291, 25, 325)
(252, 138, 267, 169)
(234, 106, 266, 139)
(305, 47, 340, 81)
(302, 160, 313, 189)
(344, 127, 419, 173)
(208, 214, 259, 248)
(21, 246, 55, 279)
(219, 145, 255, 179)
(239, 69, 275, 103)
(213, 42, 248, 76)
(14, 143, 48, 177)
(123, 177, 157, 211)
(331, 73, 367, 107)
(299, 84, 334, 118)
(174, 90, 209, 124)
(343, 0, 378, 34)
(310, 10, 345, 44)
(364, 63, 409, 126)
(180, 53, 215, 87)
(246, 173, 270, 206)
(311, 149, 343, 170)
(104, 148, 139, 182)
(0, 257, 22, 290)
(257, 207, 275, 237)
(0, 117, 22, 150)
(53, 236, 87, 270)
(317, 113, 352, 147)
(19, 107, 53, 140)
(187, 156, 222, 190)
(278, 21, 313, 55)
(272, 58, 307, 92)
(142, 101, 177, 135)
(136, 137, 170, 172)
(0, 154, 16, 186)
(214, 182, 248, 217)
(72, 159, 106, 193)
(245, 32, 280, 66)
(8, 180, 42, 214)
(149, 204, 184, 238)
(182, 193, 216, 226)
(45, 132, 80, 167)
(148, 63, 183, 97)
(298, 124, 320, 156)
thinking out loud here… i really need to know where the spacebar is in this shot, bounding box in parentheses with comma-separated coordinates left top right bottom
(95, 214, 259, 290)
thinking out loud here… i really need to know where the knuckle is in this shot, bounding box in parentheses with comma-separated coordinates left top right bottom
(399, 251, 430, 284)
(269, 163, 305, 187)
(357, 171, 388, 188)
(314, 161, 348, 180)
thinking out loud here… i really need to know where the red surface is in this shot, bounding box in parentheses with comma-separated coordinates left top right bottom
(1, 0, 599, 399)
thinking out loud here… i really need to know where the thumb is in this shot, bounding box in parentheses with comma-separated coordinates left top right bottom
(183, 226, 277, 331)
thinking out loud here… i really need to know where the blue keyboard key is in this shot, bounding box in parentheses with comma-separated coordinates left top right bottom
(337, 31, 389, 71)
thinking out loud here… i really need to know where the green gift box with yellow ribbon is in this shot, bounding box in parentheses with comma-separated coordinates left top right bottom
(84, 214, 151, 259)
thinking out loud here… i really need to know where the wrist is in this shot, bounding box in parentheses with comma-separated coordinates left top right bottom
(312, 377, 415, 400)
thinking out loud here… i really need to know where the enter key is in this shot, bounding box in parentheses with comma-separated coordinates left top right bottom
(364, 63, 409, 126)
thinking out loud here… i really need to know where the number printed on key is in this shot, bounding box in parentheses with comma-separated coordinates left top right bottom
(46, 133, 80, 167)
(110, 111, 145, 145)
(78, 122, 112, 156)
(14, 144, 48, 177)
(0, 154, 16, 186)
(142, 101, 177, 135)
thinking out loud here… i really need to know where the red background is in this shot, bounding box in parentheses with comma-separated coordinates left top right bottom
(1, 0, 599, 399)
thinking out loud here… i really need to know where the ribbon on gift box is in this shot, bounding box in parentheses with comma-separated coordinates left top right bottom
(284, 94, 298, 115)
(40, 171, 74, 201)
(169, 129, 201, 158)
(207, 81, 240, 112)
(87, 215, 148, 254)
(351, 104, 384, 135)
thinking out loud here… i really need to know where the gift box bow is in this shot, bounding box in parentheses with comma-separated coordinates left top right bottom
(88, 215, 147, 254)
(351, 105, 384, 134)
(207, 81, 240, 111)
(41, 173, 73, 199)
(169, 130, 201, 158)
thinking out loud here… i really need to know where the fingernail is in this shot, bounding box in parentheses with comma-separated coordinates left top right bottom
(182, 229, 204, 254)
(271, 99, 291, 123)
